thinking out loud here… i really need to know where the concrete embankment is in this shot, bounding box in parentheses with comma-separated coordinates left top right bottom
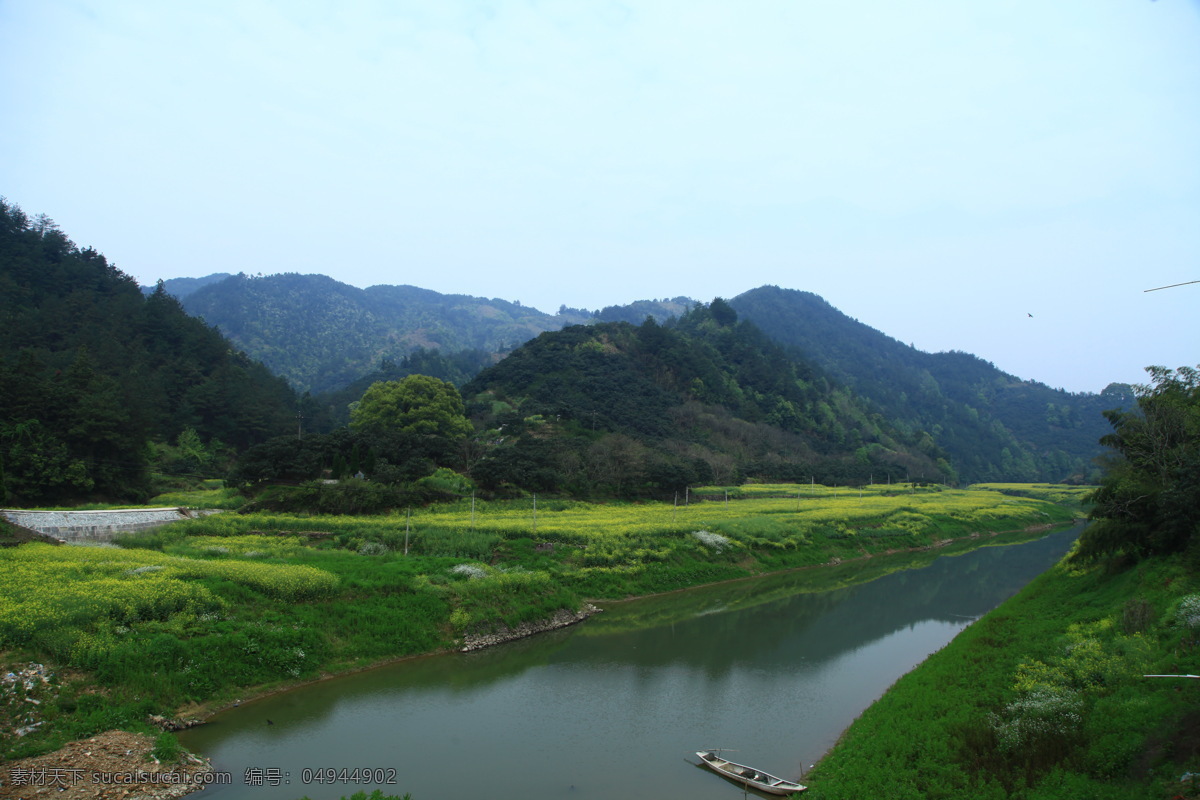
(0, 507, 221, 543)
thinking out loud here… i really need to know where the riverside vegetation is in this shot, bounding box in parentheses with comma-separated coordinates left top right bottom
(804, 543, 1200, 800)
(808, 366, 1200, 799)
(0, 483, 1080, 766)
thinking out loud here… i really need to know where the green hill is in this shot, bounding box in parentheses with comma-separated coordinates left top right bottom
(0, 200, 299, 505)
(175, 273, 692, 394)
(731, 286, 1134, 483)
(461, 299, 945, 496)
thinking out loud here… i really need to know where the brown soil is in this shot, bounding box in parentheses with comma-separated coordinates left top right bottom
(0, 731, 217, 800)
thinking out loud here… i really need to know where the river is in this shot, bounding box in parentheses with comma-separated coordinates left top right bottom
(180, 525, 1080, 799)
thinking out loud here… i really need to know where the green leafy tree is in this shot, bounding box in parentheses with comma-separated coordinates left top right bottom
(350, 375, 472, 441)
(1076, 365, 1200, 562)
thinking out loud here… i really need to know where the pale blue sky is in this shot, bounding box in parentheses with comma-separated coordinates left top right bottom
(3, 1, 1198, 394)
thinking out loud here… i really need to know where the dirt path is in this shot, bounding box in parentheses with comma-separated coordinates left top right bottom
(0, 730, 221, 800)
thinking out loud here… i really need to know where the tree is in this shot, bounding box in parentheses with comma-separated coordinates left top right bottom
(350, 375, 472, 441)
(708, 297, 738, 327)
(1075, 365, 1200, 562)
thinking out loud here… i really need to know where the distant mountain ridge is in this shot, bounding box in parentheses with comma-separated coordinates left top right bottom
(146, 273, 232, 299)
(730, 286, 1132, 483)
(150, 272, 1131, 483)
(164, 272, 690, 393)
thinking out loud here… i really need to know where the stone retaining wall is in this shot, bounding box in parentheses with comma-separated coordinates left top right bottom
(459, 604, 602, 652)
(0, 508, 221, 542)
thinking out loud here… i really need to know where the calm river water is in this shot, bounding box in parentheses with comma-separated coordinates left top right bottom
(181, 525, 1081, 800)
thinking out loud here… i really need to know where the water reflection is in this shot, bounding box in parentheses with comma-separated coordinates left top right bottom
(180, 525, 1080, 800)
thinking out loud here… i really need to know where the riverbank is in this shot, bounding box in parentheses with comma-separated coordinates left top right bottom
(170, 522, 1086, 800)
(0, 730, 216, 800)
(0, 485, 1086, 792)
(802, 550, 1200, 799)
(162, 523, 1067, 725)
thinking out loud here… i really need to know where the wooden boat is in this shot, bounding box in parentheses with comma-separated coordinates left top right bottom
(696, 750, 807, 795)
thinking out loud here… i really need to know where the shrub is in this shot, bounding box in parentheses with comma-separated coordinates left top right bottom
(1176, 594, 1200, 630)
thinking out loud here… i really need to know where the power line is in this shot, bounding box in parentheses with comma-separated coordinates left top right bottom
(1144, 280, 1199, 292)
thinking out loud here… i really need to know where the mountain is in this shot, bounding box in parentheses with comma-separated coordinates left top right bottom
(461, 301, 946, 495)
(142, 273, 232, 299)
(153, 271, 1129, 485)
(730, 286, 1134, 483)
(171, 272, 691, 393)
(0, 201, 299, 505)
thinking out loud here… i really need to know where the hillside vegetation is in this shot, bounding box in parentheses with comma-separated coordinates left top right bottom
(731, 286, 1134, 484)
(806, 550, 1199, 799)
(176, 272, 692, 394)
(160, 271, 1132, 486)
(461, 301, 950, 496)
(0, 200, 299, 506)
(807, 363, 1200, 799)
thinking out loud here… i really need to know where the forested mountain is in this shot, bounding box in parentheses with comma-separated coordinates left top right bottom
(0, 200, 299, 505)
(145, 273, 232, 300)
(460, 300, 947, 495)
(161, 271, 1129, 485)
(730, 286, 1134, 483)
(173, 273, 690, 394)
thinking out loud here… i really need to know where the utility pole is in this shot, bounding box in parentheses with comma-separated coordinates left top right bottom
(296, 411, 304, 440)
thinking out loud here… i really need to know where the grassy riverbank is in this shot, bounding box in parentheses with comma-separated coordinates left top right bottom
(804, 549, 1200, 799)
(0, 483, 1082, 765)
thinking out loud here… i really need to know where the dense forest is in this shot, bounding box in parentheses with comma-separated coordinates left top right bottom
(227, 300, 947, 505)
(169, 271, 692, 394)
(172, 274, 651, 394)
(1, 199, 1144, 508)
(731, 286, 1134, 483)
(457, 300, 947, 496)
(161, 273, 1132, 485)
(0, 199, 299, 505)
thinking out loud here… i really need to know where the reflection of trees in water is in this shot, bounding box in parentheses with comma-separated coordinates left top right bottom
(185, 527, 1078, 745)
(570, 526, 1080, 678)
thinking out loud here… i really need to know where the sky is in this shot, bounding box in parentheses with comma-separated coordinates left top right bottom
(2, 1, 1198, 395)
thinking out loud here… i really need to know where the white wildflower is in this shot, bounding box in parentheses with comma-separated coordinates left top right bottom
(692, 531, 731, 553)
(990, 687, 1082, 751)
(451, 563, 487, 580)
(1177, 595, 1200, 630)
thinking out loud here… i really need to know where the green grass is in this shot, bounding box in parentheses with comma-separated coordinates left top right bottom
(968, 483, 1095, 513)
(0, 483, 1081, 763)
(804, 550, 1200, 800)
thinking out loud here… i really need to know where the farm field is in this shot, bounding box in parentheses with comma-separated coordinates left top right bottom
(0, 483, 1082, 763)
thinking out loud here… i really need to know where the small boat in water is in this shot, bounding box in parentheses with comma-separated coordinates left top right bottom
(695, 749, 806, 795)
